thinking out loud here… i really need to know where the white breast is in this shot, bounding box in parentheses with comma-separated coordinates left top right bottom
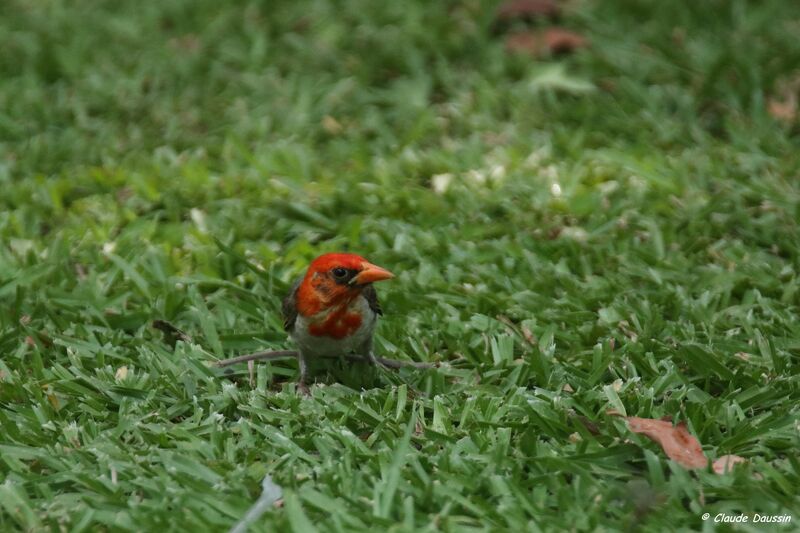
(291, 295, 377, 358)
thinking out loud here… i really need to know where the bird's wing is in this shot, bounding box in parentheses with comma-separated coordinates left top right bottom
(362, 284, 383, 316)
(281, 278, 302, 332)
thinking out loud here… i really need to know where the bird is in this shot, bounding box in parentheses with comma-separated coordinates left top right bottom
(281, 252, 395, 393)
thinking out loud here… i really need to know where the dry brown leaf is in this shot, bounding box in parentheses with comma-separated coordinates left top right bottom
(767, 73, 800, 123)
(322, 115, 343, 134)
(712, 454, 746, 474)
(768, 98, 797, 123)
(543, 28, 588, 55)
(626, 417, 707, 469)
(614, 416, 747, 475)
(505, 28, 588, 57)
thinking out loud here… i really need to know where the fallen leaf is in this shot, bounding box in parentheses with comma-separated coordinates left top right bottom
(322, 115, 342, 134)
(768, 98, 796, 123)
(115, 366, 128, 381)
(712, 454, 746, 474)
(626, 417, 707, 469)
(506, 28, 588, 57)
(543, 28, 588, 55)
(767, 73, 800, 123)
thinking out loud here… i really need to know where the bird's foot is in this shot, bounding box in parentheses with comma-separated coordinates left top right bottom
(296, 381, 311, 396)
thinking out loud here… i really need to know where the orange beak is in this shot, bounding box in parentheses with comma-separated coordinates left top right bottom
(352, 261, 394, 285)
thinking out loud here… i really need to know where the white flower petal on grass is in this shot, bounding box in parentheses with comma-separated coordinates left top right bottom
(560, 227, 588, 242)
(190, 208, 208, 234)
(431, 173, 453, 194)
(489, 164, 506, 182)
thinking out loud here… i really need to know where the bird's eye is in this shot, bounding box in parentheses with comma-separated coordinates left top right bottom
(332, 267, 348, 279)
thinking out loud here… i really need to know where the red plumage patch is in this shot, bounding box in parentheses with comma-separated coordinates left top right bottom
(308, 307, 363, 339)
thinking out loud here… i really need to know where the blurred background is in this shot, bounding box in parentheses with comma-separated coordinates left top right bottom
(1, 0, 799, 529)
(2, 0, 798, 353)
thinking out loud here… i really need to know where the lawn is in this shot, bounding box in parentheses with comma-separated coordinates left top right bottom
(1, 0, 799, 530)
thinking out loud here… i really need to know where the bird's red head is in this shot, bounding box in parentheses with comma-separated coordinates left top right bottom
(295, 253, 394, 317)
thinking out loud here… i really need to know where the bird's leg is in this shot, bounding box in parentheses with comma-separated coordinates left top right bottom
(214, 349, 438, 370)
(297, 350, 310, 396)
(356, 339, 397, 384)
(358, 338, 380, 367)
(365, 351, 381, 366)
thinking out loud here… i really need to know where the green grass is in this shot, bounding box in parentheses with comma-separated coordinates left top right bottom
(2, 0, 800, 530)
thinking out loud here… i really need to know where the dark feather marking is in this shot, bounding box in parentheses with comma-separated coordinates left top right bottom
(281, 278, 301, 332)
(362, 284, 383, 315)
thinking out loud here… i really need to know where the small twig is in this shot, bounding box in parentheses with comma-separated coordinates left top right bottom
(215, 349, 437, 369)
